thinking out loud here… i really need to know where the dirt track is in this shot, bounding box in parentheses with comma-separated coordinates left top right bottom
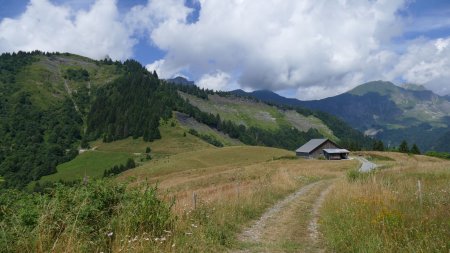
(233, 158, 372, 252)
(234, 179, 334, 252)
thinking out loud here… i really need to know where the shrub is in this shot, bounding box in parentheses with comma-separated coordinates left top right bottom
(346, 168, 372, 182)
(188, 129, 224, 147)
(0, 181, 174, 252)
(103, 158, 136, 177)
(64, 68, 89, 81)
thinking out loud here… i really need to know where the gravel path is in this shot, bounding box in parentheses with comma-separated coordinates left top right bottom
(238, 181, 323, 243)
(234, 159, 377, 252)
(355, 157, 378, 172)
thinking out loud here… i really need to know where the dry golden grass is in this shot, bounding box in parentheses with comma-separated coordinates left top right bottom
(321, 152, 450, 253)
(115, 146, 357, 252)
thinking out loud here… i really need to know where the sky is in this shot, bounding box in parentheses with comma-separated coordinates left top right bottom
(1, 0, 450, 100)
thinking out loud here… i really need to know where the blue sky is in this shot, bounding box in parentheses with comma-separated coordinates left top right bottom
(1, 0, 450, 99)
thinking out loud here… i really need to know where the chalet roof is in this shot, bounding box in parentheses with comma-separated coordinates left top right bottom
(296, 139, 328, 153)
(323, 148, 350, 154)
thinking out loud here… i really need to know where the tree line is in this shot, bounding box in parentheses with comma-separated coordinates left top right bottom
(372, 139, 421, 154)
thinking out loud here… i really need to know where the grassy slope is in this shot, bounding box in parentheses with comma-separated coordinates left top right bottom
(91, 118, 213, 158)
(15, 54, 121, 110)
(174, 111, 243, 146)
(321, 152, 450, 252)
(181, 92, 336, 140)
(39, 106, 279, 185)
(114, 138, 356, 252)
(39, 151, 132, 182)
(118, 145, 293, 186)
(38, 118, 214, 183)
(115, 150, 448, 252)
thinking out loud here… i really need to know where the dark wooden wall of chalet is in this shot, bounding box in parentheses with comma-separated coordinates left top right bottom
(310, 141, 339, 158)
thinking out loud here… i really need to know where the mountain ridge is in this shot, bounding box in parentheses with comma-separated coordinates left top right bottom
(230, 81, 450, 151)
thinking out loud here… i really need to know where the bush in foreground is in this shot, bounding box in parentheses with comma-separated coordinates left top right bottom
(0, 180, 174, 252)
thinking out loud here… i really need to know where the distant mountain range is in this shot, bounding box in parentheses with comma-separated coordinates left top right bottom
(169, 77, 450, 151)
(231, 81, 450, 151)
(166, 76, 195, 86)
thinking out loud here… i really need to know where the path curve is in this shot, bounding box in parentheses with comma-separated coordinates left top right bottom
(355, 157, 377, 172)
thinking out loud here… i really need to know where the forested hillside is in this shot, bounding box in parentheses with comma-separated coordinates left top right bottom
(0, 51, 125, 188)
(0, 52, 373, 188)
(86, 60, 176, 142)
(0, 52, 82, 187)
(233, 81, 450, 151)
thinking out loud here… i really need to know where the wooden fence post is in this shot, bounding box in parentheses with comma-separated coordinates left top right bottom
(193, 192, 197, 209)
(237, 181, 240, 200)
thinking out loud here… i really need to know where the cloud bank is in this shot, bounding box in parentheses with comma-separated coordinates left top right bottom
(1, 0, 450, 99)
(0, 0, 135, 60)
(138, 0, 450, 99)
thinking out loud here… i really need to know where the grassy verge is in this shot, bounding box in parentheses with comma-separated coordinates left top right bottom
(321, 152, 450, 252)
(39, 151, 132, 183)
(0, 180, 175, 252)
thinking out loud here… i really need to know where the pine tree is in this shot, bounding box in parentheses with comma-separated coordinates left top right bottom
(126, 158, 136, 169)
(378, 140, 385, 151)
(372, 140, 385, 151)
(411, 144, 421, 154)
(399, 140, 409, 153)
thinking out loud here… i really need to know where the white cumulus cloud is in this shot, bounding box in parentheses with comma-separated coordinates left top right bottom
(0, 0, 135, 60)
(390, 37, 450, 95)
(141, 0, 408, 99)
(197, 70, 231, 91)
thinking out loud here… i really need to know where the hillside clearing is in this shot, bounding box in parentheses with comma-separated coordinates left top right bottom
(180, 92, 336, 140)
(175, 111, 243, 146)
(36, 118, 214, 184)
(39, 151, 131, 183)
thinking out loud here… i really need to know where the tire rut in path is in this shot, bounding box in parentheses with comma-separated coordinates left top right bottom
(237, 180, 328, 243)
(307, 182, 335, 250)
